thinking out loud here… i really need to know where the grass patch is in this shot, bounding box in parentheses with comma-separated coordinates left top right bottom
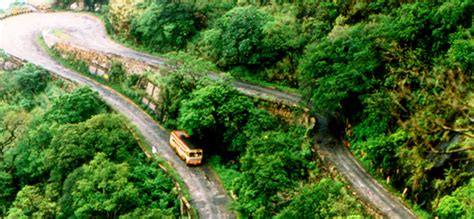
(234, 74, 299, 94)
(162, 51, 217, 72)
(207, 156, 240, 193)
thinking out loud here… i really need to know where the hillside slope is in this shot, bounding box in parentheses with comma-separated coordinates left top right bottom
(107, 1, 473, 217)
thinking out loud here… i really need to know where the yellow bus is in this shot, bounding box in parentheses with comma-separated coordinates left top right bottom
(169, 130, 203, 165)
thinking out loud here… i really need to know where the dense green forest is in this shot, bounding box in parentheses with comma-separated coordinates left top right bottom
(152, 63, 366, 217)
(0, 63, 179, 217)
(104, 0, 473, 217)
(47, 44, 368, 217)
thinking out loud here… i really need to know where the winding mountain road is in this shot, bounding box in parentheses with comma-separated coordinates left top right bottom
(316, 116, 417, 219)
(1, 12, 416, 218)
(1, 12, 233, 219)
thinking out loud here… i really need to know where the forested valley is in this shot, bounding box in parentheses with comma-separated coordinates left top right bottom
(0, 0, 472, 218)
(0, 62, 179, 217)
(104, 0, 473, 217)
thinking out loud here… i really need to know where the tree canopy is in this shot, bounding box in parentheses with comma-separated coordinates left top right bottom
(0, 65, 179, 217)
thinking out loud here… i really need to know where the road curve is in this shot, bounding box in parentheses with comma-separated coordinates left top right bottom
(0, 12, 233, 219)
(35, 13, 302, 106)
(316, 115, 417, 219)
(1, 11, 416, 218)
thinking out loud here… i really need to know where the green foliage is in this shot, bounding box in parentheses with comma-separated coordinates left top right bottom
(351, 91, 393, 144)
(13, 64, 50, 96)
(119, 207, 174, 219)
(352, 130, 408, 175)
(0, 106, 29, 159)
(229, 107, 277, 153)
(46, 86, 107, 124)
(6, 185, 57, 218)
(275, 178, 363, 218)
(0, 64, 51, 110)
(436, 196, 466, 218)
(257, 10, 305, 85)
(0, 167, 15, 215)
(128, 162, 178, 210)
(11, 123, 53, 184)
(71, 153, 138, 217)
(377, 1, 473, 56)
(207, 156, 240, 191)
(0, 49, 8, 59)
(192, 1, 235, 27)
(436, 178, 474, 218)
(101, 0, 474, 216)
(130, 0, 198, 52)
(326, 1, 474, 212)
(84, 0, 109, 11)
(126, 74, 141, 87)
(153, 58, 351, 217)
(233, 129, 310, 217)
(0, 69, 179, 217)
(199, 6, 273, 68)
(154, 60, 206, 126)
(446, 32, 474, 71)
(47, 114, 138, 182)
(108, 61, 126, 84)
(178, 82, 255, 153)
(298, 23, 381, 114)
(297, 1, 339, 42)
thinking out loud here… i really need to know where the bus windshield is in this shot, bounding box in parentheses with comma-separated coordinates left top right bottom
(189, 152, 202, 158)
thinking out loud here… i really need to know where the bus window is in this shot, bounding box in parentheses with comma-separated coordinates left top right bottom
(189, 152, 202, 158)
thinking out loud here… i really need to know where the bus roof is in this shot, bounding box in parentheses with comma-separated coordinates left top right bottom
(173, 130, 201, 150)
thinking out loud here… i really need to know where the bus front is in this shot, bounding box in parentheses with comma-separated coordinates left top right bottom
(186, 149, 203, 165)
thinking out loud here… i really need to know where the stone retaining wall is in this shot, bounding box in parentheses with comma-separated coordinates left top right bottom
(140, 80, 161, 113)
(52, 42, 161, 78)
(50, 41, 168, 118)
(255, 98, 315, 127)
(138, 77, 315, 127)
(42, 30, 314, 127)
(0, 53, 26, 71)
(0, 51, 76, 91)
(0, 4, 37, 20)
(43, 30, 161, 81)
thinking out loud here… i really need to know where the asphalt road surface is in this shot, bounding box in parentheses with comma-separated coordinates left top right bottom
(316, 115, 417, 219)
(1, 12, 233, 219)
(1, 11, 416, 218)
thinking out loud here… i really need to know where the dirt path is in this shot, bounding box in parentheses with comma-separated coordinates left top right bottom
(1, 11, 416, 218)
